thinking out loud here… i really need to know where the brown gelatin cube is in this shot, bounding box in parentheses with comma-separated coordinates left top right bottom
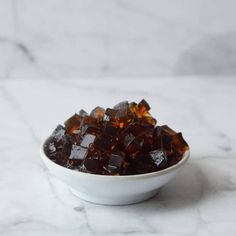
(125, 137, 144, 154)
(162, 135, 173, 152)
(166, 152, 182, 166)
(79, 109, 88, 117)
(80, 134, 96, 148)
(120, 124, 145, 154)
(153, 125, 175, 150)
(61, 136, 73, 156)
(69, 144, 88, 160)
(80, 124, 99, 136)
(90, 106, 105, 119)
(80, 115, 98, 127)
(149, 150, 167, 169)
(138, 99, 150, 114)
(123, 133, 136, 148)
(44, 137, 58, 159)
(154, 126, 163, 136)
(64, 113, 81, 134)
(113, 101, 129, 111)
(104, 108, 117, 118)
(129, 102, 138, 116)
(103, 108, 122, 128)
(66, 133, 81, 145)
(80, 157, 100, 173)
(48, 142, 57, 156)
(104, 152, 124, 174)
(161, 125, 176, 136)
(65, 159, 83, 169)
(129, 154, 156, 174)
(139, 126, 154, 152)
(141, 114, 157, 126)
(153, 126, 188, 157)
(95, 125, 118, 151)
(80, 155, 108, 174)
(51, 125, 66, 141)
(171, 132, 189, 155)
(115, 110, 133, 128)
(103, 108, 118, 124)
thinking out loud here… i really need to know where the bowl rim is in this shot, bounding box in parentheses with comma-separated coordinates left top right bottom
(40, 137, 190, 180)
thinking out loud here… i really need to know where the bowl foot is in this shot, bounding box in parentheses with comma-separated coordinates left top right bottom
(69, 188, 159, 205)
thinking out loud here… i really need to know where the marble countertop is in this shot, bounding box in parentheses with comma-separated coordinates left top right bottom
(0, 78, 235, 236)
(1, 1, 236, 78)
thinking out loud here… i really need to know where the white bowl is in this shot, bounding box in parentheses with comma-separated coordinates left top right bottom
(40, 140, 190, 205)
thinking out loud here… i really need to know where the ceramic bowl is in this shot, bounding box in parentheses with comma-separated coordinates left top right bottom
(40, 139, 190, 205)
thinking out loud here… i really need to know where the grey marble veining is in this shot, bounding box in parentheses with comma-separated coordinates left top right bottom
(0, 0, 236, 78)
(0, 78, 236, 235)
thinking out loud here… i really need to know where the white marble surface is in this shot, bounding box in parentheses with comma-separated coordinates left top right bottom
(0, 77, 236, 235)
(0, 0, 236, 78)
